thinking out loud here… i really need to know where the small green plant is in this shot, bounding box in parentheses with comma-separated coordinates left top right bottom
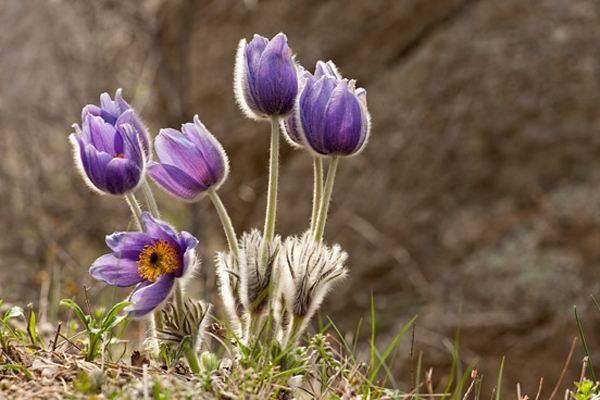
(60, 298, 130, 362)
(573, 379, 600, 400)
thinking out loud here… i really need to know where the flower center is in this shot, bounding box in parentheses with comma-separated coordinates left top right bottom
(137, 240, 179, 282)
(116, 153, 125, 158)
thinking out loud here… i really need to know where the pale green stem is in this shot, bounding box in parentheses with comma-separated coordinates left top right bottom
(310, 157, 324, 233)
(261, 116, 280, 268)
(208, 190, 240, 260)
(124, 193, 143, 231)
(182, 340, 200, 374)
(313, 156, 340, 241)
(141, 179, 160, 218)
(174, 281, 186, 326)
(124, 193, 163, 338)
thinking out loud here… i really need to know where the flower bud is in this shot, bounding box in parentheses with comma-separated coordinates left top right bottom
(148, 115, 229, 201)
(70, 115, 146, 195)
(81, 89, 151, 160)
(234, 33, 299, 120)
(291, 61, 371, 156)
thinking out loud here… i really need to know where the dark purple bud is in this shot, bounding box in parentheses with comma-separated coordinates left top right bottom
(234, 33, 299, 120)
(148, 115, 229, 201)
(296, 61, 371, 157)
(70, 113, 146, 195)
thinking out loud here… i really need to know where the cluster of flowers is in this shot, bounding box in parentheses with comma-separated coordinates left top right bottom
(69, 32, 371, 359)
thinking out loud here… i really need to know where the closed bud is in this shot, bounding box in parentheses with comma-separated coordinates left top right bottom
(234, 33, 299, 120)
(148, 115, 229, 201)
(294, 61, 371, 156)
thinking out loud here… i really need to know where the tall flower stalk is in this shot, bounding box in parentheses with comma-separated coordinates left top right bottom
(261, 117, 280, 268)
(312, 156, 339, 241)
(309, 157, 324, 233)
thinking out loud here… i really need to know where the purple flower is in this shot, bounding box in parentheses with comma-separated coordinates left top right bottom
(148, 115, 229, 201)
(89, 213, 199, 317)
(80, 89, 151, 159)
(70, 97, 147, 195)
(234, 33, 299, 120)
(286, 60, 371, 156)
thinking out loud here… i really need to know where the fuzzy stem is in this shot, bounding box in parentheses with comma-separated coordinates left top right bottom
(313, 156, 340, 241)
(310, 157, 324, 233)
(182, 340, 201, 374)
(124, 193, 143, 231)
(124, 192, 163, 342)
(174, 281, 186, 327)
(286, 316, 305, 347)
(208, 190, 240, 260)
(141, 179, 160, 218)
(261, 116, 280, 268)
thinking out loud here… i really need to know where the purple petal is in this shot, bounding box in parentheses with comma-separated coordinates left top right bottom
(106, 232, 152, 258)
(176, 231, 199, 278)
(89, 254, 143, 287)
(81, 104, 102, 122)
(299, 76, 337, 154)
(125, 274, 175, 317)
(114, 88, 131, 114)
(116, 109, 150, 158)
(255, 33, 298, 115)
(314, 60, 342, 80)
(104, 157, 142, 194)
(154, 129, 216, 185)
(140, 212, 179, 248)
(85, 115, 118, 154)
(322, 82, 364, 155)
(281, 113, 303, 147)
(148, 162, 208, 201)
(244, 35, 269, 111)
(100, 92, 120, 118)
(83, 145, 113, 191)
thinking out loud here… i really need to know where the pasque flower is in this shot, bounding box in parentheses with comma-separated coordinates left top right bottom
(80, 89, 151, 159)
(148, 115, 229, 201)
(70, 95, 147, 195)
(280, 232, 348, 341)
(89, 212, 199, 317)
(285, 60, 371, 156)
(234, 33, 299, 119)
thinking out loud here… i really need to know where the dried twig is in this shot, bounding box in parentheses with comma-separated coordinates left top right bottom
(549, 337, 577, 400)
(534, 377, 544, 400)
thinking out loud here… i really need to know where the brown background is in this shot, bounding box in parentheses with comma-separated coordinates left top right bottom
(2, 0, 600, 395)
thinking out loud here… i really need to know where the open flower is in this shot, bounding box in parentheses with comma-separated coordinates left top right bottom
(148, 115, 229, 201)
(89, 213, 199, 317)
(234, 33, 299, 120)
(70, 115, 146, 195)
(80, 89, 151, 160)
(280, 232, 348, 340)
(285, 60, 370, 156)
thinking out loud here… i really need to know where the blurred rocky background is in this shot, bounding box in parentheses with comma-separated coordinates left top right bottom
(2, 0, 600, 394)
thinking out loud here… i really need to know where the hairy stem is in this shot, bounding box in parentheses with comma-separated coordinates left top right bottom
(313, 156, 340, 241)
(208, 190, 240, 260)
(124, 193, 163, 342)
(141, 179, 160, 218)
(123, 193, 143, 231)
(261, 116, 280, 268)
(310, 157, 324, 233)
(182, 340, 201, 374)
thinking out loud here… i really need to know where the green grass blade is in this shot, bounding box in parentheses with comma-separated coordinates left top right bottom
(441, 327, 461, 400)
(369, 292, 376, 373)
(495, 356, 505, 400)
(369, 314, 417, 383)
(574, 305, 597, 381)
